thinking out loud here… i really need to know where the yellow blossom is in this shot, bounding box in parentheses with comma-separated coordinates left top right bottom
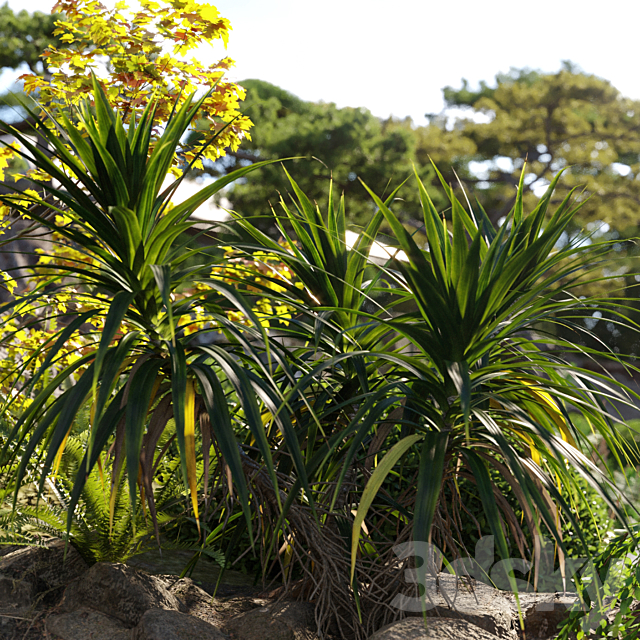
(21, 0, 254, 172)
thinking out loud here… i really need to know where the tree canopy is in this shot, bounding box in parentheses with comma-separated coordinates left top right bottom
(0, 2, 252, 171)
(0, 4, 59, 125)
(440, 62, 640, 238)
(19, 0, 252, 172)
(201, 78, 440, 229)
(202, 65, 640, 249)
(2, 9, 638, 244)
(0, 3, 58, 74)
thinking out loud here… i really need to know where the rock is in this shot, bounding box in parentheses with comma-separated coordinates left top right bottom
(166, 577, 213, 608)
(213, 595, 270, 621)
(396, 573, 516, 639)
(133, 608, 229, 640)
(0, 545, 319, 640)
(0, 539, 87, 594)
(0, 574, 35, 614)
(0, 540, 87, 617)
(161, 576, 270, 628)
(45, 607, 131, 640)
(224, 601, 317, 640)
(164, 576, 225, 627)
(60, 562, 184, 626)
(369, 617, 502, 639)
(505, 592, 579, 639)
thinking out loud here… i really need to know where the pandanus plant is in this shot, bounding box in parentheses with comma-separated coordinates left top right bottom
(347, 168, 640, 590)
(230, 164, 640, 612)
(0, 76, 295, 544)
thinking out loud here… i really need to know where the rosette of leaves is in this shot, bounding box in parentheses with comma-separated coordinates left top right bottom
(0, 75, 291, 546)
(348, 168, 640, 591)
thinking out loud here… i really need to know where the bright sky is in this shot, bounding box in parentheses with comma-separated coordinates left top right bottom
(7, 0, 640, 126)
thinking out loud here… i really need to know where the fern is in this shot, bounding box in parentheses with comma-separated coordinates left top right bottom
(0, 436, 178, 564)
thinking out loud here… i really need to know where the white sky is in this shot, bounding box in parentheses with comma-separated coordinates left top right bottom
(8, 0, 640, 126)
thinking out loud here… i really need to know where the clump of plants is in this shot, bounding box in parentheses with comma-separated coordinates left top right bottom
(0, 432, 176, 564)
(227, 167, 640, 636)
(556, 525, 640, 639)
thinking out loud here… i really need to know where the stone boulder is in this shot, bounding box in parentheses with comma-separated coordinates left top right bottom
(505, 592, 579, 639)
(163, 576, 273, 630)
(48, 565, 238, 640)
(369, 617, 502, 639)
(164, 577, 222, 626)
(133, 608, 229, 640)
(0, 539, 88, 632)
(0, 546, 286, 640)
(46, 607, 131, 640)
(0, 540, 87, 597)
(0, 574, 35, 615)
(213, 594, 270, 621)
(398, 572, 516, 639)
(59, 562, 185, 626)
(223, 600, 317, 640)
